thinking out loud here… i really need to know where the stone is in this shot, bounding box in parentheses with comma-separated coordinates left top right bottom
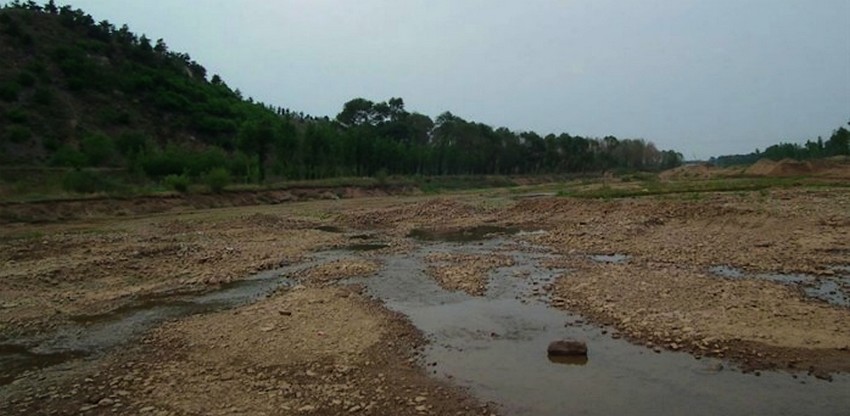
(547, 340, 588, 356)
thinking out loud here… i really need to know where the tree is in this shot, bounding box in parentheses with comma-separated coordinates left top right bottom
(336, 98, 375, 126)
(825, 126, 850, 156)
(238, 117, 278, 182)
(44, 0, 57, 14)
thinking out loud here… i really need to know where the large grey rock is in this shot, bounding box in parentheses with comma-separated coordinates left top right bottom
(547, 340, 588, 356)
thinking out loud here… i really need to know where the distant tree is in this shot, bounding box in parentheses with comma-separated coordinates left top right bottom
(238, 117, 279, 182)
(44, 0, 58, 14)
(336, 98, 375, 126)
(825, 126, 850, 156)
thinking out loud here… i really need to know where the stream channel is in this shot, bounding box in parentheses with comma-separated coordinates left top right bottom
(1, 231, 849, 415)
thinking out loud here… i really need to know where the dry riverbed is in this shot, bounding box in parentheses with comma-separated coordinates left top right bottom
(1, 185, 849, 414)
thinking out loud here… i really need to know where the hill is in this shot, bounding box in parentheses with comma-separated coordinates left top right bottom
(0, 1, 685, 197)
(0, 1, 289, 171)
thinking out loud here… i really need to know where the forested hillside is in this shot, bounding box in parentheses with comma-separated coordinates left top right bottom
(0, 1, 683, 194)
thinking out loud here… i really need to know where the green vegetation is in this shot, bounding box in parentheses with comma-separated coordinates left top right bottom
(711, 122, 850, 167)
(0, 1, 688, 198)
(163, 174, 189, 193)
(557, 176, 850, 200)
(204, 167, 230, 193)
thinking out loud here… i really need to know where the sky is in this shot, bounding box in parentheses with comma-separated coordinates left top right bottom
(59, 0, 850, 159)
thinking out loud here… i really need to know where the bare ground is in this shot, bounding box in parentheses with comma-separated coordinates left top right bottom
(1, 184, 850, 413)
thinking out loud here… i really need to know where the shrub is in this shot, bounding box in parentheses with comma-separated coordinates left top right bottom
(0, 82, 21, 102)
(50, 145, 86, 167)
(204, 167, 230, 193)
(32, 87, 53, 105)
(115, 132, 148, 157)
(42, 136, 60, 152)
(186, 147, 227, 176)
(99, 108, 132, 126)
(5, 108, 27, 123)
(61, 170, 111, 193)
(375, 168, 389, 186)
(3, 125, 31, 143)
(164, 174, 190, 193)
(16, 71, 36, 87)
(80, 133, 115, 166)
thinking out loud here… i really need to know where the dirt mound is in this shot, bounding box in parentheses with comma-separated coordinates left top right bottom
(659, 164, 715, 180)
(745, 159, 814, 177)
(810, 157, 850, 179)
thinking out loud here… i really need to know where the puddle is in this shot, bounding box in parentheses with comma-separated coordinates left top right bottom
(349, 240, 850, 416)
(589, 253, 630, 264)
(408, 225, 519, 242)
(344, 243, 390, 251)
(710, 266, 850, 307)
(0, 345, 86, 386)
(547, 355, 588, 366)
(315, 225, 344, 233)
(0, 256, 347, 386)
(709, 265, 745, 279)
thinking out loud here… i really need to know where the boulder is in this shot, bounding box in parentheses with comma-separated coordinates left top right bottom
(547, 340, 588, 356)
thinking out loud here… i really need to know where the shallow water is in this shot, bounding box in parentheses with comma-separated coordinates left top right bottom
(709, 265, 850, 307)
(3, 237, 849, 415)
(354, 240, 850, 416)
(0, 258, 331, 386)
(345, 242, 391, 251)
(589, 253, 630, 264)
(408, 225, 519, 242)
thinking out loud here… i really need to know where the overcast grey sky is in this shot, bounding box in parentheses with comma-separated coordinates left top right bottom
(61, 0, 849, 159)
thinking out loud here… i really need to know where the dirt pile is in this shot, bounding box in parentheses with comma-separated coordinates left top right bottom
(659, 163, 715, 180)
(297, 259, 382, 286)
(425, 253, 515, 295)
(745, 159, 814, 177)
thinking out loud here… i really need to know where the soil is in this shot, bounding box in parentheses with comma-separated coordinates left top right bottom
(1, 184, 850, 413)
(425, 253, 515, 296)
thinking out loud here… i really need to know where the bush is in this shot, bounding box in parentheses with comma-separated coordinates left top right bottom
(0, 82, 21, 102)
(32, 87, 53, 105)
(61, 169, 111, 193)
(115, 132, 148, 157)
(17, 71, 36, 87)
(3, 125, 31, 143)
(375, 168, 389, 186)
(50, 145, 87, 167)
(99, 108, 132, 126)
(204, 167, 230, 193)
(186, 148, 227, 176)
(164, 174, 190, 193)
(42, 136, 60, 152)
(6, 108, 27, 123)
(80, 133, 115, 166)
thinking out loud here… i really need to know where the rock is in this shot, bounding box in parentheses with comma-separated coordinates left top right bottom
(547, 340, 588, 356)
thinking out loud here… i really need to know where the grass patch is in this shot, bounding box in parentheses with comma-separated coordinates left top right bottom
(557, 177, 849, 199)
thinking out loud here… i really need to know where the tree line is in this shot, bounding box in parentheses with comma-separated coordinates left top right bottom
(710, 122, 850, 167)
(1, 2, 683, 194)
